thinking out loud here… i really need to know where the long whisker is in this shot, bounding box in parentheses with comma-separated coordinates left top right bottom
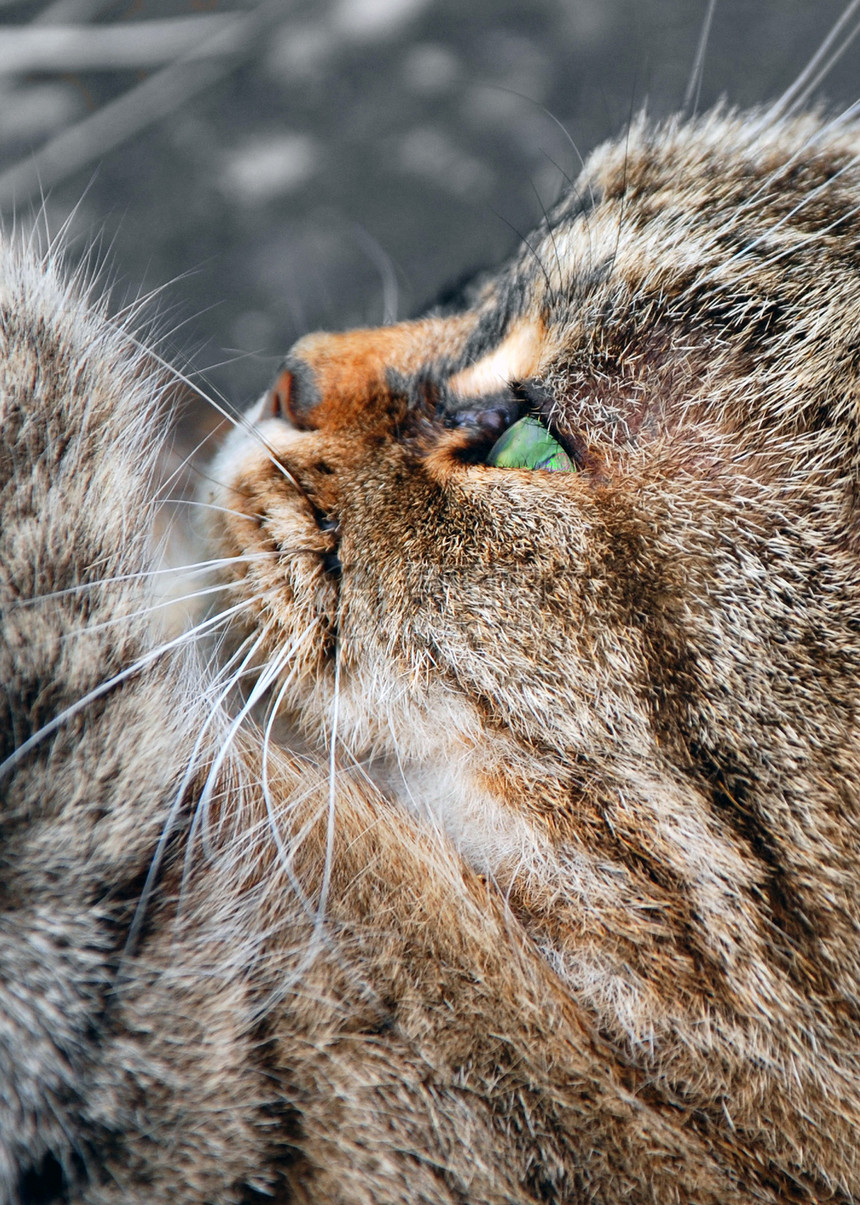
(55, 579, 256, 642)
(154, 421, 227, 501)
(348, 222, 399, 325)
(663, 104, 860, 295)
(181, 459, 258, 500)
(0, 596, 258, 781)
(157, 497, 267, 522)
(729, 197, 860, 285)
(786, 21, 860, 117)
(488, 206, 554, 297)
(177, 635, 272, 890)
(258, 628, 326, 926)
(529, 178, 564, 308)
(686, 151, 860, 296)
(682, 0, 718, 116)
(124, 626, 267, 960)
(700, 111, 853, 238)
(178, 626, 315, 895)
(316, 640, 342, 928)
(12, 552, 281, 607)
(120, 329, 320, 515)
(383, 715, 432, 828)
(768, 0, 860, 120)
(482, 84, 593, 205)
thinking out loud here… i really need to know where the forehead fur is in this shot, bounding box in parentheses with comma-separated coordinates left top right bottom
(582, 108, 858, 214)
(477, 109, 857, 474)
(535, 109, 860, 286)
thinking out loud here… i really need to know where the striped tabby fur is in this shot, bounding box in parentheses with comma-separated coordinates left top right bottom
(6, 100, 860, 1203)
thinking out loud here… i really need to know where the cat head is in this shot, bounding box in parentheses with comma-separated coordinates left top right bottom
(208, 107, 860, 886)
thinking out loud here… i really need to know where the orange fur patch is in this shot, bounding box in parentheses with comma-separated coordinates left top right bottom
(288, 313, 476, 432)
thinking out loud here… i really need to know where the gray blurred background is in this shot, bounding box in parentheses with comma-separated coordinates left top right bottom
(1, 0, 858, 443)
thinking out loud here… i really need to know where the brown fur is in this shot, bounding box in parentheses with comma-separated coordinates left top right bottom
(6, 105, 860, 1203)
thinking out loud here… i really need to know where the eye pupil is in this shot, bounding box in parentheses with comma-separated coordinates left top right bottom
(485, 416, 575, 473)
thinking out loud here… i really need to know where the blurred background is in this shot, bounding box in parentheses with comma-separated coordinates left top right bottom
(1, 0, 858, 442)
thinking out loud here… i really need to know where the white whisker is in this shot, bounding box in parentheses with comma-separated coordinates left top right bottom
(178, 628, 315, 892)
(170, 630, 272, 929)
(769, 0, 860, 120)
(0, 596, 259, 781)
(122, 622, 265, 959)
(784, 18, 860, 117)
(722, 196, 860, 291)
(317, 647, 342, 928)
(157, 497, 267, 522)
(120, 329, 317, 506)
(349, 222, 399, 325)
(55, 579, 253, 642)
(13, 552, 280, 607)
(154, 422, 227, 500)
(684, 151, 860, 298)
(682, 0, 718, 116)
(258, 632, 325, 926)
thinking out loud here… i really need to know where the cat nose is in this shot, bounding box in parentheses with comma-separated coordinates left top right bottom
(265, 317, 469, 435)
(267, 328, 408, 434)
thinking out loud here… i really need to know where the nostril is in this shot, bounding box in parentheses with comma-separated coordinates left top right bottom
(267, 357, 320, 429)
(268, 369, 294, 421)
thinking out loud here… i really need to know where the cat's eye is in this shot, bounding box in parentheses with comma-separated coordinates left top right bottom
(485, 415, 575, 473)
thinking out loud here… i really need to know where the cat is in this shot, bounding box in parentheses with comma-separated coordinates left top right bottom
(5, 62, 860, 1205)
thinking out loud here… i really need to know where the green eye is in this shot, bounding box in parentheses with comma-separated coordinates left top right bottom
(485, 415, 575, 473)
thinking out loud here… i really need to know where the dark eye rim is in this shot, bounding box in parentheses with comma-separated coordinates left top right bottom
(434, 377, 586, 471)
(437, 389, 524, 436)
(512, 380, 586, 470)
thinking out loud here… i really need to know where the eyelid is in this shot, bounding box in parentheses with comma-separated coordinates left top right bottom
(435, 379, 579, 474)
(438, 388, 525, 441)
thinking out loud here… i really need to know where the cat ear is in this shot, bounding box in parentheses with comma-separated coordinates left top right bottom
(269, 314, 475, 435)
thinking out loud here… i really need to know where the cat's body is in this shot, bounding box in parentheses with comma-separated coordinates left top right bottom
(5, 98, 860, 1204)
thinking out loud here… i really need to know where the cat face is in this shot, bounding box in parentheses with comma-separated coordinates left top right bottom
(211, 105, 860, 782)
(207, 108, 860, 1172)
(209, 107, 860, 1077)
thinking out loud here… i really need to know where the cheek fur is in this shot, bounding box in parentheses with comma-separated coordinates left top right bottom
(201, 105, 860, 1198)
